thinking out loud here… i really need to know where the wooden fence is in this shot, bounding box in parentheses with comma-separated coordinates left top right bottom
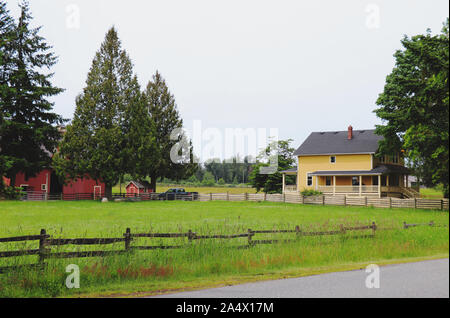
(19, 191, 449, 211)
(198, 193, 449, 211)
(1, 220, 446, 274)
(0, 222, 380, 273)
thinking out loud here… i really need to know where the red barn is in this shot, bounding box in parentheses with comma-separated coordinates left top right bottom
(12, 169, 105, 198)
(126, 181, 153, 196)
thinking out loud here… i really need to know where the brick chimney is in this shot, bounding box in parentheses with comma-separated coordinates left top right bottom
(348, 125, 353, 140)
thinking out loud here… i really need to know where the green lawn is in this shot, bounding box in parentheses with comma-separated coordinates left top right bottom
(0, 200, 448, 297)
(420, 187, 445, 199)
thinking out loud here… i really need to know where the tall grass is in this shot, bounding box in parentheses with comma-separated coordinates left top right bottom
(0, 200, 448, 297)
(0, 220, 448, 297)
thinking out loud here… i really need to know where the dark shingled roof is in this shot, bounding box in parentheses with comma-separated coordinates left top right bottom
(294, 129, 383, 156)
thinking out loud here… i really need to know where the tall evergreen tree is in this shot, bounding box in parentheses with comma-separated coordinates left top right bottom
(0, 1, 65, 187)
(53, 27, 150, 199)
(0, 0, 15, 191)
(143, 71, 196, 191)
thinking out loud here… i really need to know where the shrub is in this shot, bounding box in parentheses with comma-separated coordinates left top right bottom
(0, 186, 24, 200)
(301, 189, 323, 196)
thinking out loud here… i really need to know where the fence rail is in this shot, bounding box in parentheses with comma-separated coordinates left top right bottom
(18, 191, 449, 211)
(1, 220, 446, 273)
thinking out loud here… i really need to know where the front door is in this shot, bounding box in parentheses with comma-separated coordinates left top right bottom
(94, 186, 102, 200)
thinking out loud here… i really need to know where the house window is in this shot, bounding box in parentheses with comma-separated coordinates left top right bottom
(326, 176, 332, 186)
(330, 156, 336, 164)
(307, 173, 313, 187)
(41, 184, 47, 191)
(352, 176, 360, 186)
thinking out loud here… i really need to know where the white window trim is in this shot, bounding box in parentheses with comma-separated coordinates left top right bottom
(41, 184, 47, 191)
(330, 156, 336, 164)
(93, 186, 102, 200)
(306, 172, 313, 187)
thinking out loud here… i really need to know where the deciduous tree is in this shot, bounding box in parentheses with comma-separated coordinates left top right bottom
(374, 19, 449, 197)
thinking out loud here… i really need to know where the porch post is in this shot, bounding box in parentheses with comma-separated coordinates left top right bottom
(378, 175, 381, 198)
(359, 175, 362, 196)
(282, 173, 285, 194)
(333, 176, 336, 196)
(315, 176, 318, 191)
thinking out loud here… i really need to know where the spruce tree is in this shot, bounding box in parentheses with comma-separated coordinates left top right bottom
(0, 1, 65, 187)
(53, 27, 150, 199)
(0, 0, 15, 190)
(143, 71, 196, 191)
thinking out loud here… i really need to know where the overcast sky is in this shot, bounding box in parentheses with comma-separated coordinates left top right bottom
(6, 0, 449, 161)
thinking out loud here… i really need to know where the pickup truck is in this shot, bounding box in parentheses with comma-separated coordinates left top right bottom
(158, 188, 199, 201)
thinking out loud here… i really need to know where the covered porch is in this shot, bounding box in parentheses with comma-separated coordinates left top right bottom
(281, 165, 418, 198)
(281, 168, 298, 194)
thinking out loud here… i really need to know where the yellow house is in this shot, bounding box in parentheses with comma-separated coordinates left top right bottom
(281, 126, 419, 198)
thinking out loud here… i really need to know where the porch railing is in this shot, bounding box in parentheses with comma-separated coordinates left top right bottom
(284, 185, 297, 192)
(317, 186, 379, 193)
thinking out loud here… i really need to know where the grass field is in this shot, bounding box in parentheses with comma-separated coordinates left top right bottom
(0, 200, 448, 297)
(420, 187, 445, 199)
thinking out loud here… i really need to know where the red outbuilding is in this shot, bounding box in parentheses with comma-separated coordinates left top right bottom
(126, 180, 153, 196)
(12, 169, 105, 198)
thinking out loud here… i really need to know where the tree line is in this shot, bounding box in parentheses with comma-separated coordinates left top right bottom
(1, 1, 448, 198)
(0, 1, 196, 199)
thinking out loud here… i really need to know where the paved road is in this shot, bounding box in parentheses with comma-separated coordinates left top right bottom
(153, 258, 449, 298)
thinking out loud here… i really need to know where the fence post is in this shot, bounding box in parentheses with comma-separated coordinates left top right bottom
(295, 225, 301, 239)
(301, 195, 304, 204)
(414, 198, 417, 209)
(283, 194, 286, 203)
(248, 229, 253, 247)
(124, 228, 131, 251)
(403, 221, 408, 229)
(372, 222, 377, 236)
(210, 193, 212, 201)
(322, 195, 325, 205)
(227, 192, 229, 201)
(245, 192, 248, 201)
(343, 195, 346, 206)
(264, 193, 267, 201)
(365, 196, 368, 207)
(38, 229, 48, 264)
(441, 200, 444, 211)
(389, 197, 392, 209)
